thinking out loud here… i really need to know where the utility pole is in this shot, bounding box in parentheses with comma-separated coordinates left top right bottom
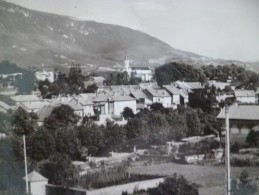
(23, 134, 29, 194)
(225, 106, 231, 195)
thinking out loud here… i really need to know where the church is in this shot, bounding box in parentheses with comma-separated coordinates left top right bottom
(123, 53, 153, 82)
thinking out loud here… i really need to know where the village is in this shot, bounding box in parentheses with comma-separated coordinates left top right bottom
(0, 54, 259, 195)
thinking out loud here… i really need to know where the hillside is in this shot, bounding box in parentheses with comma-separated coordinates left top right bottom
(0, 0, 176, 72)
(0, 0, 255, 73)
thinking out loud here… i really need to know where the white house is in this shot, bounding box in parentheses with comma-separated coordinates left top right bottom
(163, 85, 189, 106)
(35, 70, 55, 83)
(130, 90, 152, 109)
(144, 87, 171, 108)
(23, 171, 48, 195)
(234, 90, 256, 103)
(90, 93, 136, 116)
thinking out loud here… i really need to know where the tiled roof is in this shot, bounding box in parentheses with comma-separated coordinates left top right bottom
(163, 85, 188, 98)
(37, 105, 57, 121)
(234, 90, 255, 97)
(217, 105, 259, 121)
(173, 81, 203, 90)
(208, 81, 230, 90)
(131, 67, 151, 71)
(145, 87, 170, 97)
(23, 171, 48, 182)
(20, 101, 50, 110)
(11, 95, 41, 102)
(89, 93, 135, 102)
(130, 90, 147, 100)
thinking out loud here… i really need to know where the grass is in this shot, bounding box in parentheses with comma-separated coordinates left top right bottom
(127, 162, 259, 195)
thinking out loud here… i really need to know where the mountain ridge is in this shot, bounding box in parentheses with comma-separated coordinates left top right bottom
(0, 0, 257, 72)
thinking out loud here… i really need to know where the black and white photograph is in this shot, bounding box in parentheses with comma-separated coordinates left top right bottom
(0, 0, 259, 194)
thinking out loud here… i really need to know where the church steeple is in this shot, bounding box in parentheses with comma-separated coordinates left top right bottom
(124, 52, 131, 77)
(124, 52, 128, 61)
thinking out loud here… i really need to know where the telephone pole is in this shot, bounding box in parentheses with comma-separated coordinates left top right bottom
(225, 106, 231, 195)
(23, 134, 29, 194)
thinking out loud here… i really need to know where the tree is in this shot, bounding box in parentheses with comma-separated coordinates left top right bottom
(77, 122, 104, 156)
(68, 64, 85, 94)
(150, 103, 164, 111)
(147, 174, 199, 195)
(231, 170, 257, 195)
(39, 153, 78, 187)
(44, 105, 79, 131)
(246, 130, 258, 147)
(122, 107, 134, 119)
(85, 83, 98, 93)
(26, 127, 56, 161)
(12, 107, 38, 136)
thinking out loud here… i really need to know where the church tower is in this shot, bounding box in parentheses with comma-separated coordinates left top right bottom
(124, 52, 131, 78)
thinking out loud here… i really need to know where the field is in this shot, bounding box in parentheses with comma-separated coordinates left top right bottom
(127, 163, 259, 195)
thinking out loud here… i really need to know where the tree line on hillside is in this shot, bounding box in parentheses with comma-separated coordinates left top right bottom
(201, 64, 259, 90)
(155, 62, 207, 85)
(155, 62, 259, 91)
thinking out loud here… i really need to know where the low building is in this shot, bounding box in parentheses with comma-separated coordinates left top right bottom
(144, 87, 171, 108)
(19, 101, 50, 113)
(234, 90, 256, 103)
(217, 104, 259, 135)
(84, 76, 105, 88)
(130, 90, 152, 109)
(23, 171, 48, 195)
(163, 85, 188, 106)
(35, 70, 55, 83)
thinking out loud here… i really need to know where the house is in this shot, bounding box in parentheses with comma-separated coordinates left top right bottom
(208, 80, 231, 90)
(144, 87, 171, 108)
(36, 105, 58, 126)
(130, 90, 152, 109)
(217, 104, 259, 135)
(11, 94, 42, 105)
(234, 90, 256, 103)
(35, 70, 55, 83)
(19, 101, 50, 113)
(23, 171, 48, 195)
(0, 72, 23, 79)
(84, 76, 105, 87)
(172, 81, 204, 93)
(90, 93, 137, 116)
(163, 85, 189, 106)
(50, 95, 95, 117)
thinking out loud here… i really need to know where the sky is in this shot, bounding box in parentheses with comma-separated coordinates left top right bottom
(5, 0, 259, 62)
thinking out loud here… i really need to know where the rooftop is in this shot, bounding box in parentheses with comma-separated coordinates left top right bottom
(131, 66, 151, 71)
(23, 171, 48, 182)
(145, 87, 170, 97)
(163, 85, 188, 98)
(11, 94, 41, 102)
(37, 105, 57, 121)
(173, 81, 203, 91)
(234, 90, 255, 97)
(217, 105, 259, 121)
